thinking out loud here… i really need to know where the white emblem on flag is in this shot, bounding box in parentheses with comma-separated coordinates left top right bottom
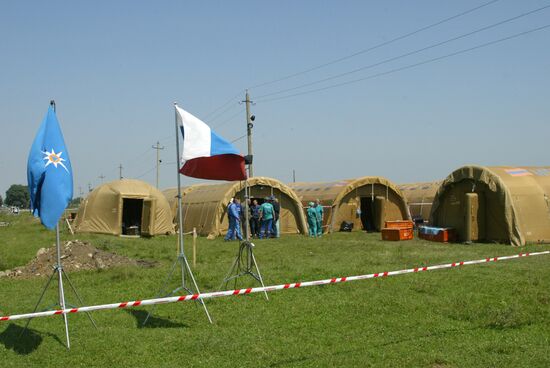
(42, 149, 69, 173)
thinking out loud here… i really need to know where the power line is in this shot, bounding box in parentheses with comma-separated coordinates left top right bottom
(257, 23, 550, 103)
(256, 4, 550, 100)
(248, 0, 502, 90)
(230, 134, 247, 143)
(135, 166, 156, 179)
(212, 107, 246, 129)
(202, 91, 243, 119)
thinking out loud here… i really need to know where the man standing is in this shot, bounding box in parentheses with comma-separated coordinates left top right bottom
(315, 199, 324, 236)
(271, 196, 281, 238)
(307, 202, 318, 237)
(259, 197, 275, 239)
(224, 198, 243, 241)
(249, 199, 260, 238)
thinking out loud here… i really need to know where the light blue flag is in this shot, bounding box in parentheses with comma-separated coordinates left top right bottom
(27, 105, 73, 229)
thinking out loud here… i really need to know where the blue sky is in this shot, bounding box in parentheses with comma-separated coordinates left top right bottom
(1, 0, 549, 198)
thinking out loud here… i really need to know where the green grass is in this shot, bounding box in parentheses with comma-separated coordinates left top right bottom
(1, 212, 549, 367)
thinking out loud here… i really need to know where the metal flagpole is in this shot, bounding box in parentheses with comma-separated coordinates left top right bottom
(143, 102, 212, 325)
(56, 224, 70, 348)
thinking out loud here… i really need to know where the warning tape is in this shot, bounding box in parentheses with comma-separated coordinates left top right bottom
(1, 250, 548, 322)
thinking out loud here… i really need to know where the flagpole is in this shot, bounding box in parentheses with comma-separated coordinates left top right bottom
(51, 99, 71, 348)
(174, 102, 212, 323)
(142, 103, 212, 325)
(56, 223, 70, 348)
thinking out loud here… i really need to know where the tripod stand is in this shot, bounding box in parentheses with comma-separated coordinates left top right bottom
(21, 224, 97, 349)
(220, 177, 268, 300)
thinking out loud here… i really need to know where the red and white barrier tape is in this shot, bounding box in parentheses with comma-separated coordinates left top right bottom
(1, 250, 548, 322)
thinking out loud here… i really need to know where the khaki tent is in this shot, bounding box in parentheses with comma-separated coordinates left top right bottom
(74, 179, 175, 236)
(168, 177, 308, 237)
(399, 181, 441, 223)
(289, 177, 411, 232)
(430, 166, 550, 246)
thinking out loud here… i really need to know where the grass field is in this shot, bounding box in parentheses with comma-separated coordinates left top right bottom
(1, 212, 549, 367)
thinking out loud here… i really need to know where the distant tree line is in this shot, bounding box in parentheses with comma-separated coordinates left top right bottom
(4, 184, 30, 208)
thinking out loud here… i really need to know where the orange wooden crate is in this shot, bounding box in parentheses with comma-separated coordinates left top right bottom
(385, 220, 414, 229)
(418, 228, 456, 243)
(381, 227, 414, 241)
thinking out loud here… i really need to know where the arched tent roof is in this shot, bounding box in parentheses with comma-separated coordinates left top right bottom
(175, 177, 308, 237)
(162, 186, 195, 222)
(430, 165, 550, 246)
(290, 177, 411, 232)
(399, 181, 441, 222)
(74, 179, 174, 236)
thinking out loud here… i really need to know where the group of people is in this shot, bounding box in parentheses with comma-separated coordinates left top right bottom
(306, 199, 324, 237)
(224, 196, 281, 241)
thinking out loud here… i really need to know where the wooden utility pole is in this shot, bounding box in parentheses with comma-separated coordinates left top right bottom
(152, 141, 164, 188)
(118, 164, 123, 180)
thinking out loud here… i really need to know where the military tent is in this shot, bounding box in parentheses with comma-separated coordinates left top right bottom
(430, 165, 550, 246)
(168, 177, 308, 237)
(289, 177, 411, 233)
(74, 179, 175, 236)
(399, 181, 441, 223)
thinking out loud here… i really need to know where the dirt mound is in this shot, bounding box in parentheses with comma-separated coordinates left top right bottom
(0, 240, 156, 279)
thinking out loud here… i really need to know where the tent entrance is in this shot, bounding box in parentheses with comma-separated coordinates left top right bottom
(360, 197, 375, 231)
(122, 198, 143, 235)
(464, 192, 486, 242)
(360, 196, 386, 231)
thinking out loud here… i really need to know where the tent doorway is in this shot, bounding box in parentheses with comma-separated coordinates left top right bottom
(464, 192, 486, 242)
(360, 196, 386, 231)
(360, 197, 375, 231)
(122, 198, 143, 235)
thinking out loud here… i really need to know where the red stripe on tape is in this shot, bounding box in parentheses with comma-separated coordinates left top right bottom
(191, 294, 199, 300)
(413, 268, 419, 272)
(54, 310, 63, 315)
(233, 290, 240, 295)
(284, 284, 290, 289)
(486, 258, 490, 262)
(133, 301, 142, 307)
(177, 296, 186, 301)
(452, 263, 456, 267)
(70, 309, 78, 313)
(245, 288, 252, 294)
(526, 252, 530, 256)
(494, 257, 498, 261)
(119, 303, 128, 308)
(295, 283, 301, 288)
(459, 261, 464, 266)
(0, 317, 9, 321)
(330, 278, 337, 283)
(383, 272, 389, 277)
(422, 267, 428, 271)
(341, 277, 347, 282)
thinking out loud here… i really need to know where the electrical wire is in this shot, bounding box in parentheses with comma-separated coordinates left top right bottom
(257, 23, 550, 103)
(255, 4, 550, 100)
(247, 0, 501, 90)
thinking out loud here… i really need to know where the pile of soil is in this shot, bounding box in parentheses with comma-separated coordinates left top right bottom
(0, 240, 156, 279)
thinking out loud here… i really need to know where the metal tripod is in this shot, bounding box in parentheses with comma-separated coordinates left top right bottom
(21, 224, 97, 349)
(142, 102, 212, 326)
(220, 176, 268, 300)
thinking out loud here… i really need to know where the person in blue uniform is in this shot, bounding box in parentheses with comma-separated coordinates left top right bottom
(259, 197, 275, 239)
(315, 199, 324, 236)
(224, 198, 243, 241)
(306, 202, 318, 237)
